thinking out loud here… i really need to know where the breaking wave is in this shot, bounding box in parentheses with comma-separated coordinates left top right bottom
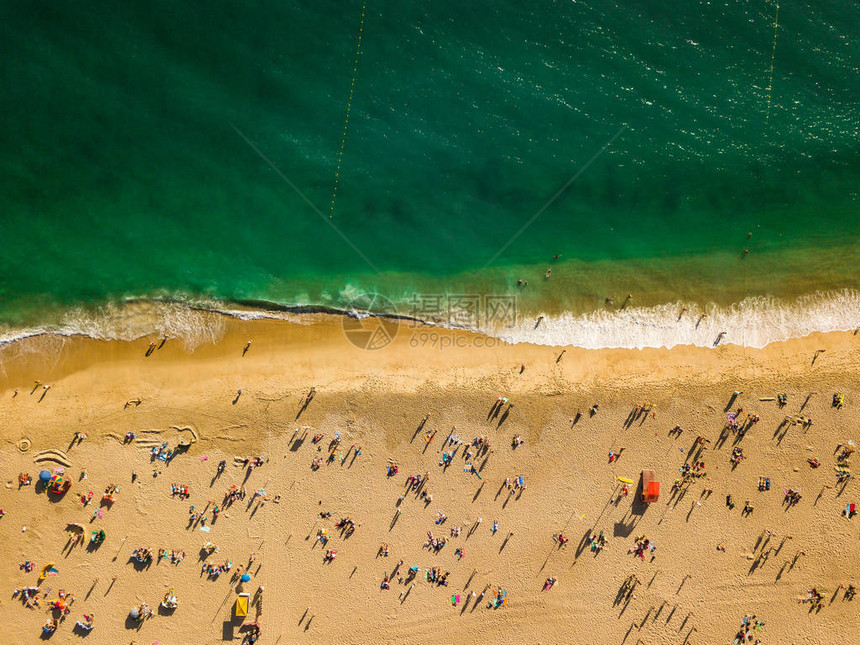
(485, 290, 860, 350)
(1, 290, 858, 353)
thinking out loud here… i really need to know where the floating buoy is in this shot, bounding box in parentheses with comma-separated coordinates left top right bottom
(764, 1, 780, 121)
(329, 1, 368, 221)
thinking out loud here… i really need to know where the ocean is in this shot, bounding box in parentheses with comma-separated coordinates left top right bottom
(1, 0, 858, 349)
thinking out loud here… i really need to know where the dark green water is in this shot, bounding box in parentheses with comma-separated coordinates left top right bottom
(1, 1, 858, 345)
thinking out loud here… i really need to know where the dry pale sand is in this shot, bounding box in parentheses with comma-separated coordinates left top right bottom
(0, 316, 857, 645)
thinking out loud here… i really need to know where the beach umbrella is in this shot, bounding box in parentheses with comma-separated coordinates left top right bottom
(49, 475, 65, 492)
(39, 470, 51, 482)
(129, 607, 140, 619)
(240, 574, 251, 582)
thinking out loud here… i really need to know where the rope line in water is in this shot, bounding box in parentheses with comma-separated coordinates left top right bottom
(329, 1, 367, 220)
(765, 0, 780, 121)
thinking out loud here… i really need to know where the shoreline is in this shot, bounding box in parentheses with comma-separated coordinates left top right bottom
(1, 287, 859, 352)
(2, 313, 860, 392)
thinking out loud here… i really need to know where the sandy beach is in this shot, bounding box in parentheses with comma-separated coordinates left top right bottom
(0, 315, 857, 644)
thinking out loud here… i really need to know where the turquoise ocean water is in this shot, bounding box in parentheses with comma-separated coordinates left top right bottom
(1, 1, 858, 348)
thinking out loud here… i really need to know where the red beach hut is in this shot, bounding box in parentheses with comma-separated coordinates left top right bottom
(640, 469, 659, 503)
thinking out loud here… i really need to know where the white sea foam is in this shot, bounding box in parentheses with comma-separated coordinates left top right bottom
(481, 290, 860, 350)
(0, 300, 227, 352)
(0, 290, 857, 353)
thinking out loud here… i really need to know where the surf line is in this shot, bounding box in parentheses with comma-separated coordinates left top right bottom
(329, 1, 368, 220)
(764, 0, 779, 121)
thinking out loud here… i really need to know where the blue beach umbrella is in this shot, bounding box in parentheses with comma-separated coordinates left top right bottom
(240, 574, 251, 582)
(39, 470, 51, 482)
